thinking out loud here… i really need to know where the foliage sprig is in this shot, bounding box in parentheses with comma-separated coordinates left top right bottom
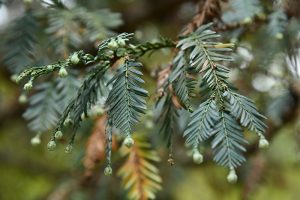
(17, 23, 267, 183)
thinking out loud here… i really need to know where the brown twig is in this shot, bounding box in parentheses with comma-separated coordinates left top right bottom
(182, 0, 227, 35)
(118, 0, 199, 32)
(241, 153, 266, 200)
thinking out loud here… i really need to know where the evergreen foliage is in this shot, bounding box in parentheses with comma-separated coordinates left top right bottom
(44, 7, 122, 55)
(0, 0, 300, 199)
(23, 75, 79, 132)
(222, 0, 263, 24)
(267, 9, 288, 38)
(156, 94, 180, 148)
(3, 0, 300, 197)
(15, 22, 268, 178)
(1, 10, 39, 74)
(179, 23, 266, 170)
(106, 59, 148, 136)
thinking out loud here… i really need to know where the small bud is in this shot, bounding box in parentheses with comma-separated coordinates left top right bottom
(275, 33, 283, 40)
(54, 131, 63, 140)
(167, 154, 175, 166)
(47, 65, 54, 70)
(24, 80, 33, 90)
(104, 166, 113, 176)
(65, 144, 73, 154)
(47, 140, 56, 151)
(107, 39, 118, 49)
(95, 106, 104, 116)
(145, 121, 154, 129)
(192, 150, 203, 164)
(18, 94, 28, 104)
(30, 136, 41, 146)
(70, 53, 80, 64)
(257, 12, 266, 20)
(227, 168, 238, 183)
(63, 118, 73, 127)
(10, 74, 18, 83)
(117, 38, 126, 47)
(124, 136, 134, 148)
(242, 17, 252, 24)
(58, 67, 68, 78)
(259, 137, 269, 148)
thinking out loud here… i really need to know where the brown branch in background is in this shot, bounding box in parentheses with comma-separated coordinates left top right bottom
(182, 0, 227, 35)
(284, 0, 300, 19)
(46, 180, 78, 200)
(156, 65, 171, 98)
(82, 115, 116, 180)
(155, 65, 183, 109)
(241, 153, 266, 200)
(118, 0, 199, 32)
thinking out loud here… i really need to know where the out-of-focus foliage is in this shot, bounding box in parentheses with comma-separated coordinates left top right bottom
(222, 0, 263, 24)
(23, 75, 80, 132)
(0, 0, 300, 199)
(1, 11, 39, 74)
(0, 0, 122, 134)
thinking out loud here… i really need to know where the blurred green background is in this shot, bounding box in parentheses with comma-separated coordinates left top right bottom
(1, 0, 300, 200)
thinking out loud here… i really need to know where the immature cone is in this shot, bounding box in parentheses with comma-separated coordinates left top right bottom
(47, 140, 56, 151)
(94, 106, 104, 116)
(54, 131, 63, 140)
(145, 120, 154, 129)
(192, 150, 203, 164)
(227, 168, 238, 183)
(30, 136, 41, 146)
(18, 94, 28, 104)
(259, 137, 269, 148)
(104, 166, 113, 176)
(107, 39, 118, 49)
(58, 67, 68, 77)
(10, 74, 18, 83)
(117, 38, 126, 47)
(70, 53, 80, 64)
(65, 144, 73, 154)
(242, 17, 252, 24)
(275, 33, 284, 40)
(24, 80, 33, 90)
(64, 118, 73, 127)
(124, 136, 134, 148)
